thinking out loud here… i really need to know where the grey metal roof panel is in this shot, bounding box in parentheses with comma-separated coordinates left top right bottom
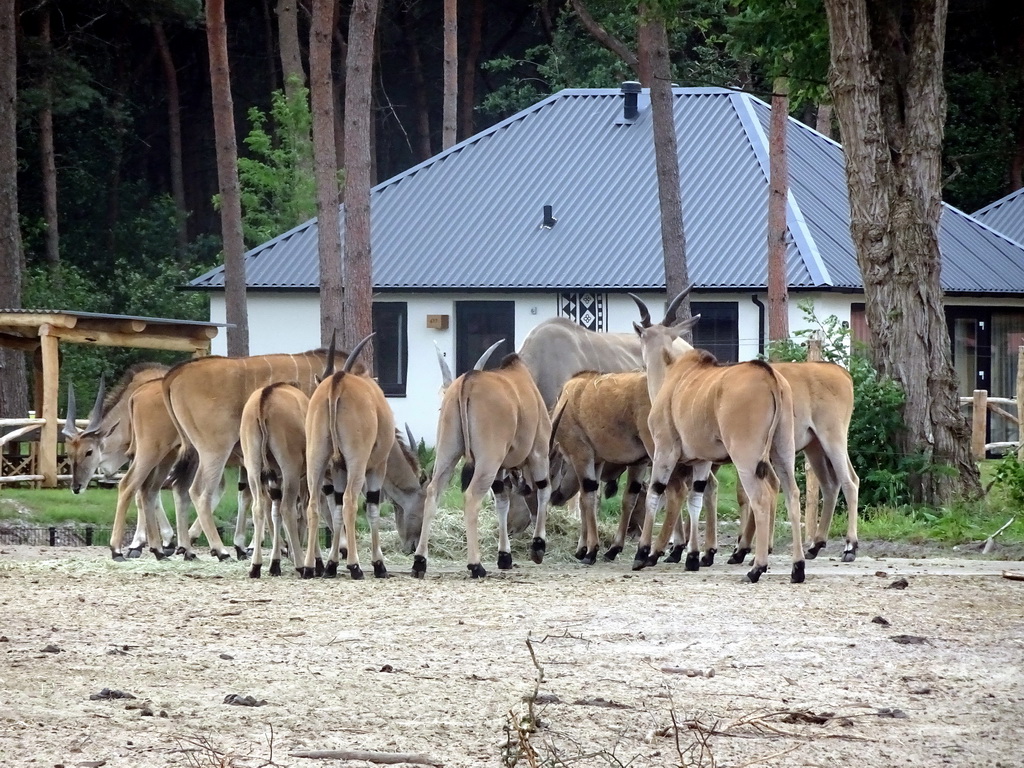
(972, 187, 1024, 248)
(188, 87, 1024, 295)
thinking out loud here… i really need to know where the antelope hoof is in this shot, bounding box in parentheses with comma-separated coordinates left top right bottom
(269, 559, 282, 577)
(151, 548, 167, 561)
(530, 537, 546, 564)
(347, 563, 364, 580)
(646, 550, 663, 568)
(299, 567, 315, 579)
(314, 558, 325, 577)
(468, 563, 487, 579)
(791, 560, 806, 583)
(111, 551, 126, 563)
(746, 564, 768, 583)
(161, 545, 176, 557)
(665, 545, 684, 564)
(412, 555, 427, 579)
(603, 545, 623, 561)
(126, 547, 143, 559)
(632, 545, 651, 571)
(249, 563, 262, 579)
(183, 551, 197, 561)
(841, 543, 858, 563)
(216, 551, 232, 563)
(497, 551, 513, 570)
(373, 560, 388, 578)
(728, 547, 750, 565)
(574, 546, 587, 561)
(175, 546, 187, 556)
(806, 541, 826, 559)
(323, 560, 339, 578)
(581, 548, 598, 566)
(684, 551, 701, 571)
(700, 548, 717, 567)
(234, 545, 249, 561)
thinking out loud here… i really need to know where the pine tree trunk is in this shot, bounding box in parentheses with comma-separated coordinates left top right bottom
(824, 0, 980, 503)
(458, 0, 482, 140)
(311, 0, 343, 347)
(0, 0, 28, 416)
(401, 7, 432, 162)
(815, 102, 833, 139)
(767, 78, 790, 348)
(38, 8, 59, 272)
(154, 22, 188, 255)
(639, 10, 691, 320)
(342, 0, 381, 369)
(206, 0, 249, 356)
(442, 0, 457, 149)
(277, 0, 305, 96)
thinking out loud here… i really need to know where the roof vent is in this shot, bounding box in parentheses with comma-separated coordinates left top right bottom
(541, 205, 557, 229)
(621, 81, 641, 121)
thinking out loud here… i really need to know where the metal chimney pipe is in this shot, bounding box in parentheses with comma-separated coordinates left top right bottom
(621, 81, 641, 120)
(542, 205, 557, 229)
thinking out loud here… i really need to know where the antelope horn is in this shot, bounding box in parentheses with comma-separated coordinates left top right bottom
(322, 329, 338, 378)
(342, 332, 375, 372)
(405, 423, 417, 452)
(434, 343, 453, 389)
(62, 383, 79, 438)
(663, 283, 696, 326)
(83, 375, 106, 434)
(627, 293, 652, 327)
(474, 339, 505, 371)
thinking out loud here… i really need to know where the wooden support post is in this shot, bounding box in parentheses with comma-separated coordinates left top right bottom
(38, 325, 59, 488)
(1017, 347, 1024, 462)
(803, 333, 822, 539)
(972, 389, 988, 460)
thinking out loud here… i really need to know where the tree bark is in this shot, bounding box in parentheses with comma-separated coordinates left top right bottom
(38, 7, 59, 272)
(639, 10, 691, 321)
(767, 77, 790, 348)
(342, 0, 381, 369)
(206, 0, 250, 356)
(458, 0, 482, 141)
(442, 0, 457, 149)
(153, 22, 188, 255)
(824, 0, 980, 503)
(0, 0, 28, 416)
(311, 0, 343, 346)
(277, 0, 306, 97)
(815, 102, 833, 139)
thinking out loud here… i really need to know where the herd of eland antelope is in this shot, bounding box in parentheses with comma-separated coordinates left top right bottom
(63, 286, 860, 583)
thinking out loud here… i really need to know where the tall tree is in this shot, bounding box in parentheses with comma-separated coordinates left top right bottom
(207, 0, 250, 356)
(277, 0, 305, 98)
(458, 0, 483, 140)
(638, 5, 691, 319)
(311, 0, 343, 346)
(342, 0, 381, 368)
(0, 0, 28, 416)
(767, 75, 789, 346)
(37, 5, 59, 272)
(824, 0, 981, 502)
(442, 0, 457, 149)
(153, 22, 188, 255)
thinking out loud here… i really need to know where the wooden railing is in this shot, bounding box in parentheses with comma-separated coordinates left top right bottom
(960, 390, 1020, 460)
(0, 417, 85, 486)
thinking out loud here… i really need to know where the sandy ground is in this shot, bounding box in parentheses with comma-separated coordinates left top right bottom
(0, 544, 1022, 768)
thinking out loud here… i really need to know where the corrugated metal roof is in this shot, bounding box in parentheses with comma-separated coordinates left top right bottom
(972, 187, 1024, 249)
(0, 308, 228, 326)
(189, 87, 1024, 295)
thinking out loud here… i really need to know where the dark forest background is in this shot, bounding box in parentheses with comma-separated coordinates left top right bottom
(9, 0, 1024, 374)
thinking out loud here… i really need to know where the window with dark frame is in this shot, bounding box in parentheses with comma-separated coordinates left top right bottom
(691, 301, 738, 363)
(373, 302, 407, 397)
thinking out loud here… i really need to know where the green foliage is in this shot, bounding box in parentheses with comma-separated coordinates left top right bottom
(988, 450, 1024, 508)
(222, 82, 319, 248)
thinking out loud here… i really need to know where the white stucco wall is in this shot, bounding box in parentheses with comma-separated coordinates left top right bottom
(207, 289, 1011, 445)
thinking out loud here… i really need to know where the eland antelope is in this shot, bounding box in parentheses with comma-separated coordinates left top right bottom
(413, 341, 551, 578)
(163, 347, 332, 561)
(63, 366, 178, 558)
(632, 290, 806, 584)
(300, 334, 395, 580)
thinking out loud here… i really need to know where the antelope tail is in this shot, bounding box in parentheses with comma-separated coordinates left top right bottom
(458, 387, 475, 491)
(756, 372, 786, 479)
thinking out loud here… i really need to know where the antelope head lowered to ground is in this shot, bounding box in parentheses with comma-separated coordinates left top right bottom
(413, 340, 552, 579)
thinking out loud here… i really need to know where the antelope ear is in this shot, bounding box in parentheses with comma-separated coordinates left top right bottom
(632, 321, 644, 337)
(671, 314, 701, 338)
